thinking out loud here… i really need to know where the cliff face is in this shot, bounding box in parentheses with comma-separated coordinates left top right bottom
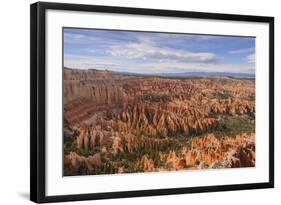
(64, 67, 126, 105)
(63, 68, 255, 176)
(64, 82, 125, 105)
(64, 68, 128, 125)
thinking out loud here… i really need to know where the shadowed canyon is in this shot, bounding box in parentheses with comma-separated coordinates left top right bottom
(63, 68, 255, 176)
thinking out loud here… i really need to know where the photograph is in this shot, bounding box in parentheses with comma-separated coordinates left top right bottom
(63, 28, 256, 176)
(29, 2, 274, 202)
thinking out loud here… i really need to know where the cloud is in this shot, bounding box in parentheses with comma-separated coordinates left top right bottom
(140, 61, 255, 74)
(229, 47, 254, 54)
(64, 54, 125, 71)
(246, 53, 255, 63)
(64, 31, 127, 47)
(109, 42, 218, 63)
(64, 54, 254, 74)
(64, 33, 94, 44)
(64, 29, 255, 74)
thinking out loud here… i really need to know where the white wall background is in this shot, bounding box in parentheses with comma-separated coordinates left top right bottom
(0, 0, 279, 204)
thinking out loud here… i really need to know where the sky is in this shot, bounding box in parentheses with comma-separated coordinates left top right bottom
(64, 28, 255, 74)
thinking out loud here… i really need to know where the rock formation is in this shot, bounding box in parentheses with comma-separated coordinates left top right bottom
(63, 68, 256, 176)
(148, 133, 256, 171)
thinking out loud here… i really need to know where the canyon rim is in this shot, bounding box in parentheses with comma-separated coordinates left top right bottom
(63, 28, 256, 176)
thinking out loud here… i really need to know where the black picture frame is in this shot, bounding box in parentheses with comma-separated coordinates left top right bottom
(30, 2, 274, 203)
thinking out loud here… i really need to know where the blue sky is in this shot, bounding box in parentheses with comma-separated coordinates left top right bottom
(64, 28, 255, 74)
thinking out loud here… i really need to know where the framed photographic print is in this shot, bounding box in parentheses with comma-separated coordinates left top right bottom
(30, 2, 274, 203)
